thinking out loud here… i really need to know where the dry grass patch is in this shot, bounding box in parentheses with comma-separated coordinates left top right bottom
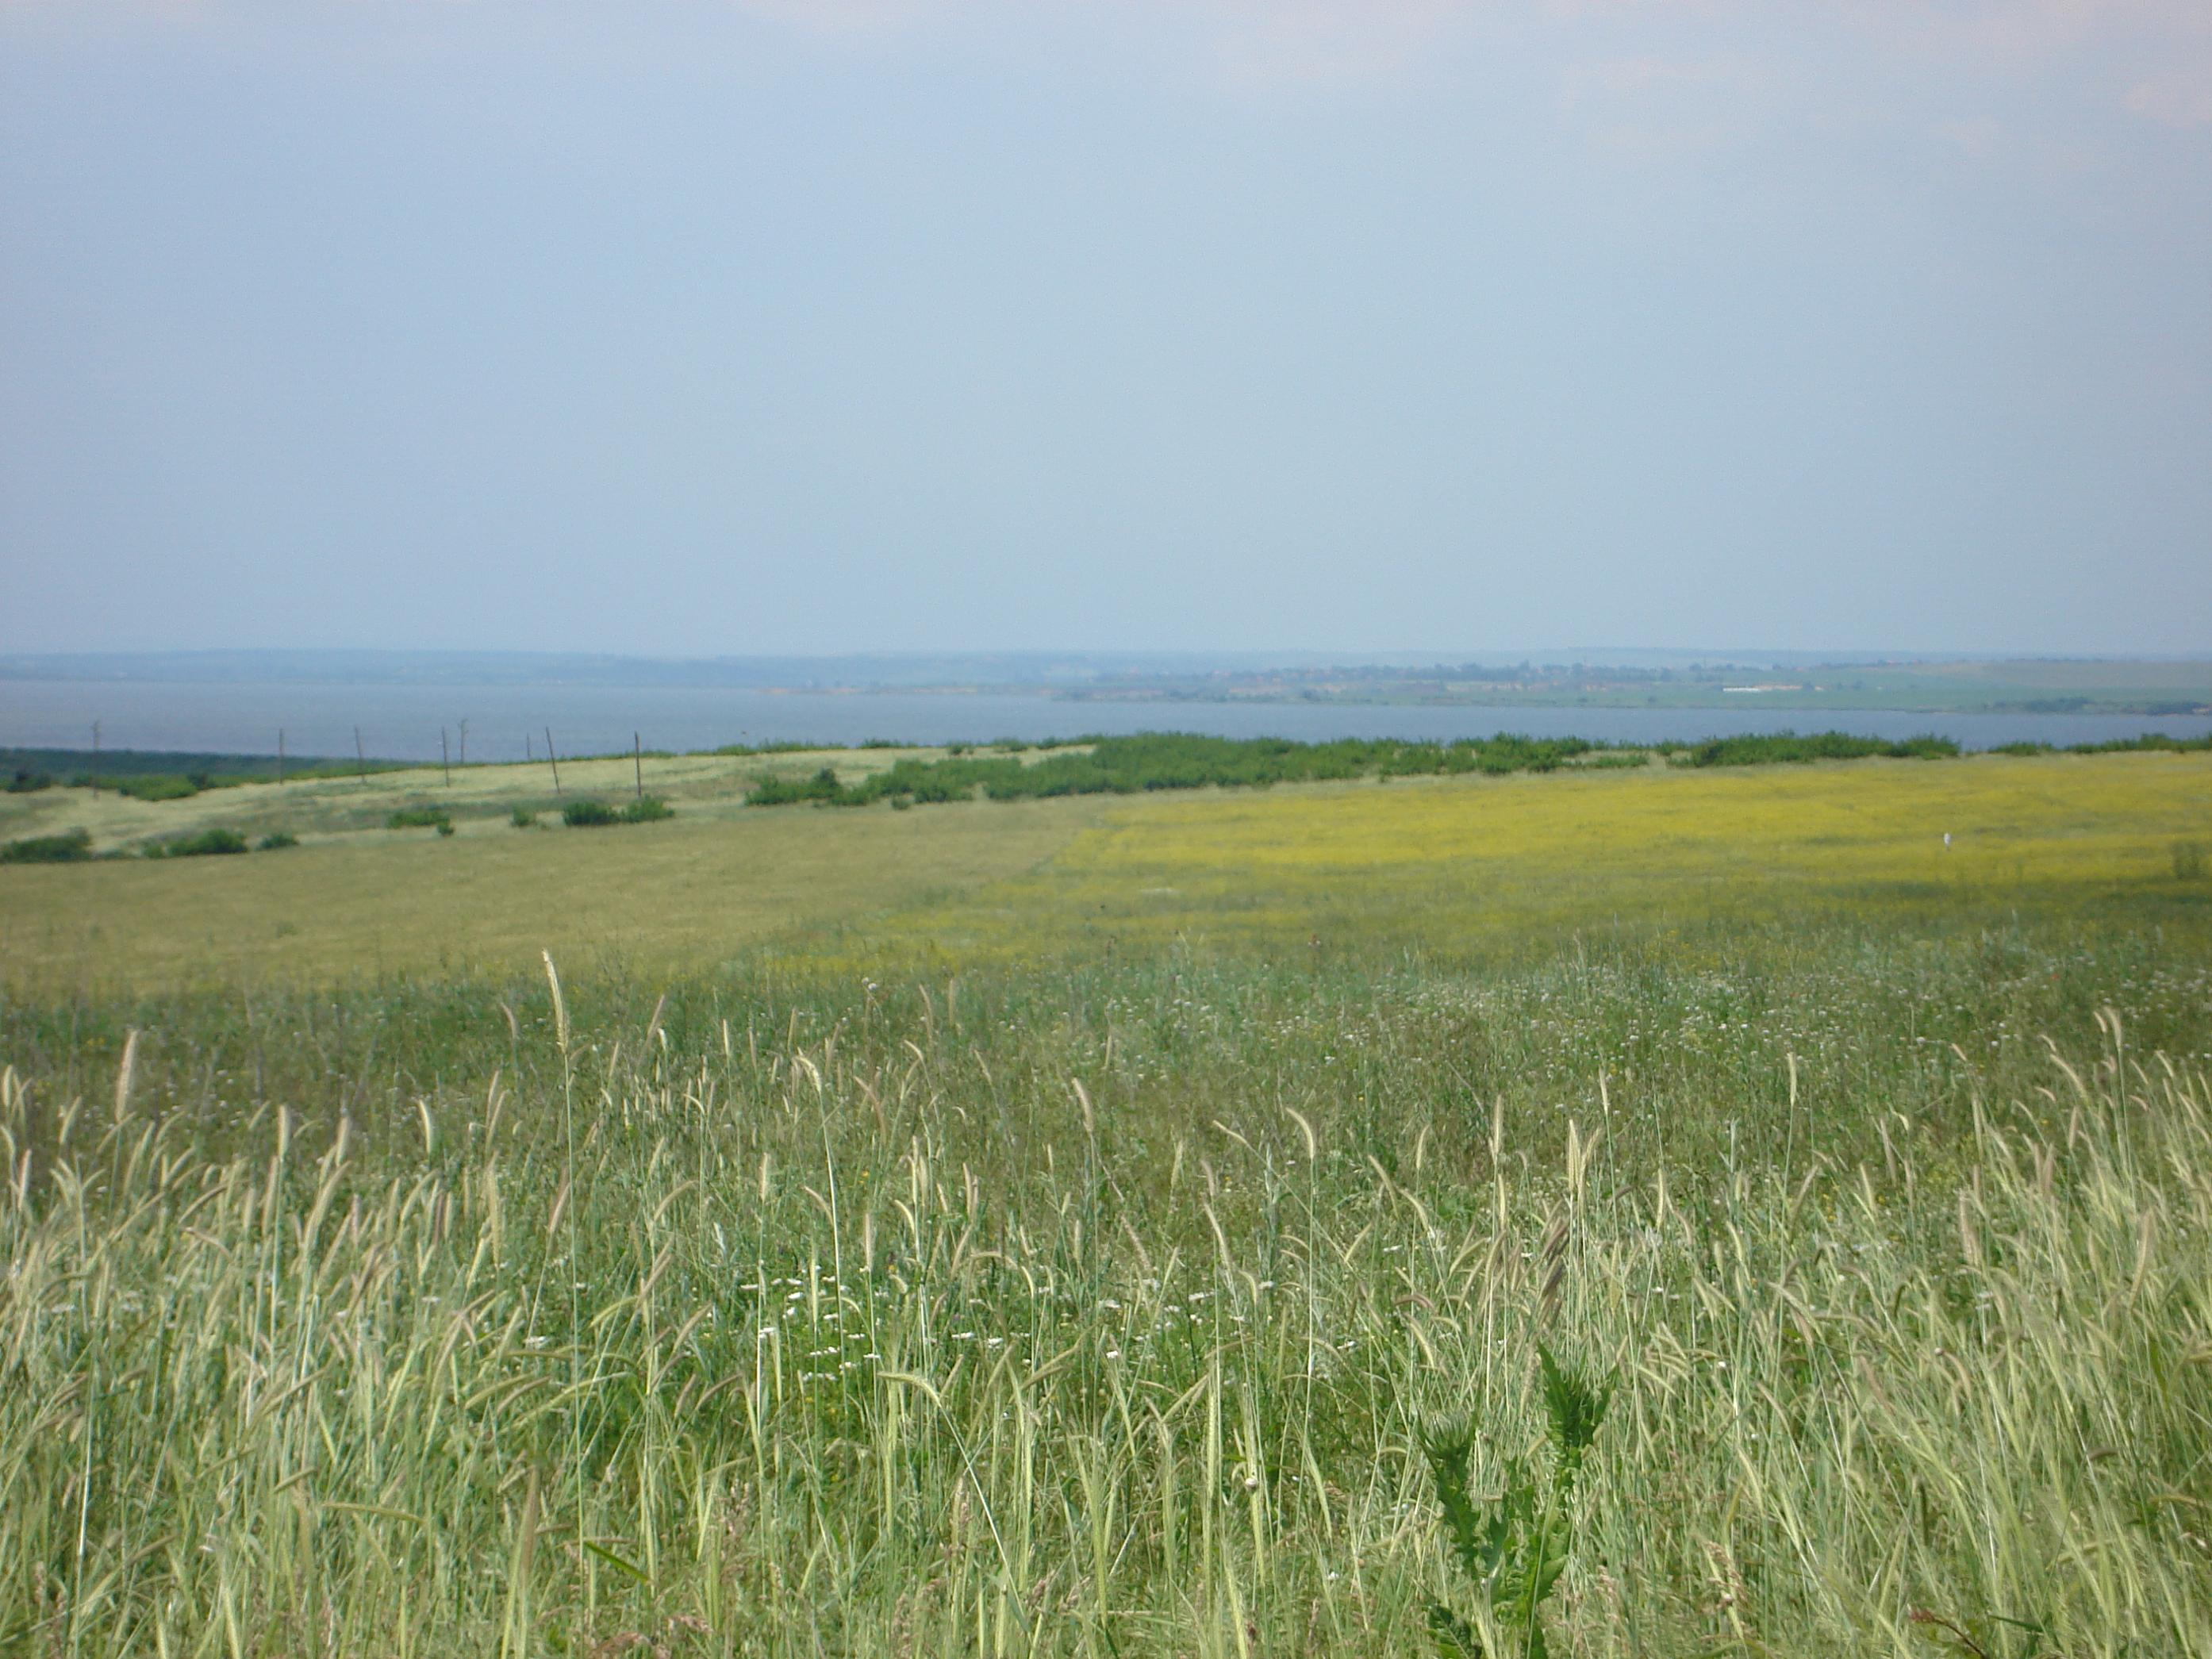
(0, 794, 1101, 993)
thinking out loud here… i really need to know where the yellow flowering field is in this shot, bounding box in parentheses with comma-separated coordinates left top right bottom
(853, 751, 2212, 965)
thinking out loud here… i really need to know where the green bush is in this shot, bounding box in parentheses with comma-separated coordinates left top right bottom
(511, 806, 539, 828)
(0, 828, 92, 864)
(6, 769, 52, 794)
(2176, 840, 2208, 881)
(146, 828, 248, 858)
(117, 774, 202, 802)
(562, 797, 674, 828)
(386, 807, 452, 831)
(255, 831, 299, 851)
(746, 768, 847, 807)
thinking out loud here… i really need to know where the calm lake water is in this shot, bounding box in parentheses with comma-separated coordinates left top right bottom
(3, 678, 2209, 763)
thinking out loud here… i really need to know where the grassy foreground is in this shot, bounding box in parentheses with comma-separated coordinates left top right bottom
(4, 925, 2212, 1656)
(3, 748, 2210, 1654)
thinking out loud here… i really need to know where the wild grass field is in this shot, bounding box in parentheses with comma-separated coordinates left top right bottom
(2, 748, 2210, 1656)
(847, 751, 2212, 971)
(3, 748, 2207, 990)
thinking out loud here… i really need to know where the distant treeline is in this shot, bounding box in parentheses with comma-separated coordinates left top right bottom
(1670, 732, 1959, 766)
(751, 732, 1609, 808)
(745, 728, 2212, 810)
(3, 747, 398, 801)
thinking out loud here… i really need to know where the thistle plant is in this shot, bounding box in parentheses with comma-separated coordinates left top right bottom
(1425, 1346, 1615, 1659)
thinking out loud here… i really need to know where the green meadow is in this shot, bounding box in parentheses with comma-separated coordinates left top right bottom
(2, 747, 2210, 1654)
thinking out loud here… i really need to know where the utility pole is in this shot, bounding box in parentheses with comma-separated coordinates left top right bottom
(441, 728, 451, 787)
(458, 719, 468, 768)
(634, 732, 643, 801)
(91, 721, 101, 797)
(546, 728, 562, 797)
(278, 728, 286, 785)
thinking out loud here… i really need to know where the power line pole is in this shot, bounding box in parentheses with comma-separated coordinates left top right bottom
(633, 732, 643, 801)
(441, 728, 451, 787)
(546, 728, 562, 797)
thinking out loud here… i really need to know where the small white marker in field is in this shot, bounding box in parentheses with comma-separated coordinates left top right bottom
(1943, 833, 1953, 849)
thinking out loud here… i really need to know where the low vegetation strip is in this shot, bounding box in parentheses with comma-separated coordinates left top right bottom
(1, 940, 2206, 1655)
(2, 825, 275, 862)
(747, 732, 1608, 807)
(1671, 731, 1957, 766)
(1, 746, 401, 799)
(744, 728, 2210, 808)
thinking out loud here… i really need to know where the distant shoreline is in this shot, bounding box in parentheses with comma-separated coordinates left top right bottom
(2, 647, 2207, 720)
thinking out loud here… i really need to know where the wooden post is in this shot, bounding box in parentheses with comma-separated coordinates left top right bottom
(355, 727, 368, 785)
(278, 728, 286, 785)
(634, 732, 643, 801)
(546, 728, 561, 797)
(441, 728, 451, 788)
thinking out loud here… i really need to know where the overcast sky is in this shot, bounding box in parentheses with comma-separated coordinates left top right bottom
(2, 2, 2206, 658)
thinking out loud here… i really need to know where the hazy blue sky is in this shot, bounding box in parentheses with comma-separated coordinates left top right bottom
(2, 2, 2207, 658)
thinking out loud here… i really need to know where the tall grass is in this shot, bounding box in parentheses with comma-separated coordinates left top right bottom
(2, 937, 2209, 1654)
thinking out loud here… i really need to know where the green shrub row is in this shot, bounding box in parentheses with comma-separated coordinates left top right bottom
(3, 747, 406, 800)
(1991, 732, 2212, 758)
(743, 726, 2212, 811)
(1661, 732, 1960, 766)
(2, 825, 311, 863)
(750, 732, 1612, 808)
